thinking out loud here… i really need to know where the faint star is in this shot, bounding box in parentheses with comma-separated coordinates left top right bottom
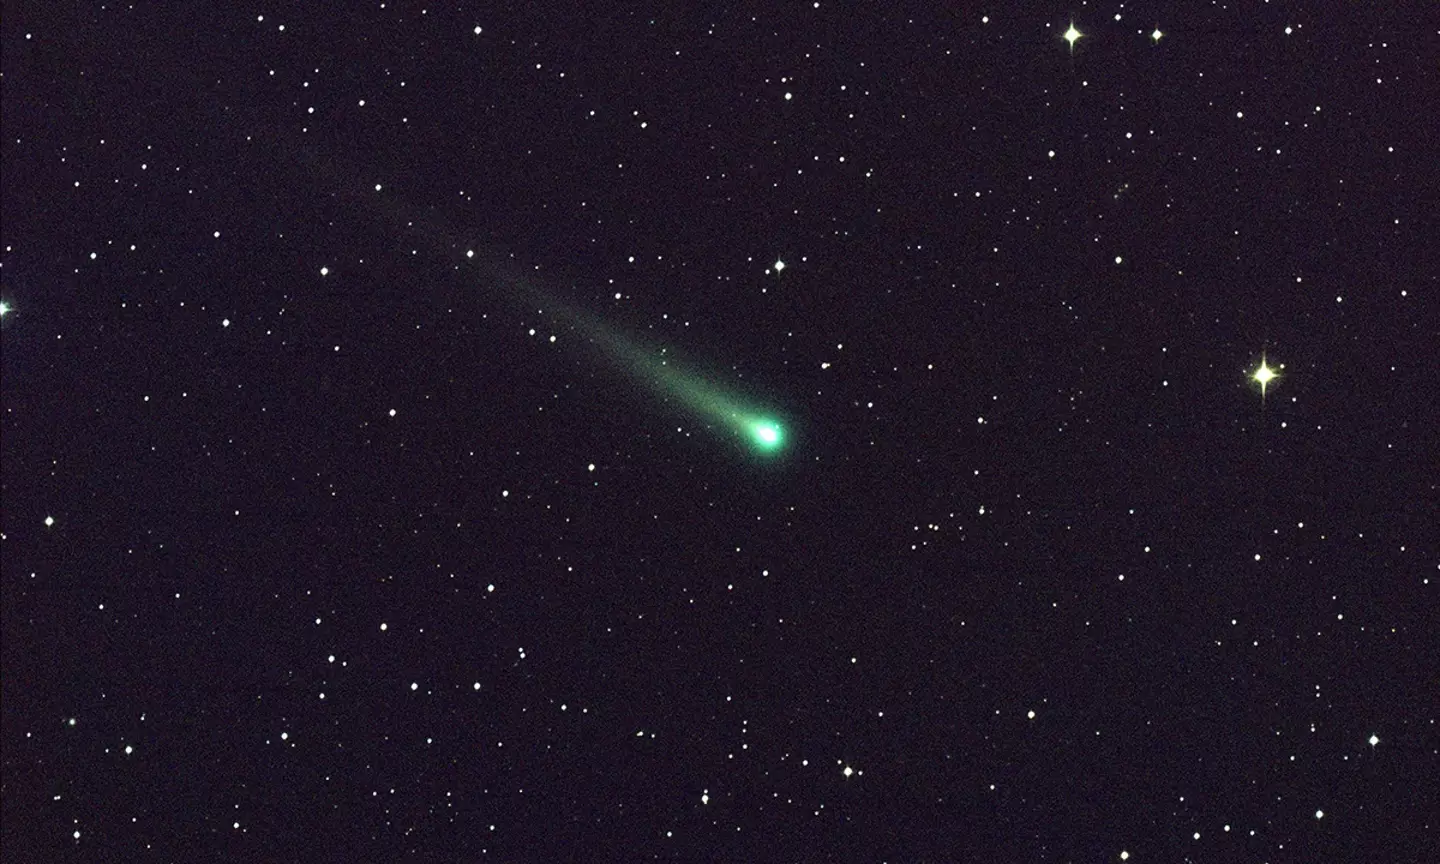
(1064, 22, 1083, 52)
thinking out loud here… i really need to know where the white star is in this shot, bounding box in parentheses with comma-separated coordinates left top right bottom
(0, 301, 10, 317)
(1064, 22, 1083, 52)
(1152, 28, 1164, 42)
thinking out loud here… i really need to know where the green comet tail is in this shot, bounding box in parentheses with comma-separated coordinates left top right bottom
(516, 289, 790, 456)
(644, 359, 790, 457)
(647, 363, 790, 458)
(213, 108, 791, 458)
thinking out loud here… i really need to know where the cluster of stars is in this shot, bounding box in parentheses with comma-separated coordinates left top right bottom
(2, 7, 1414, 858)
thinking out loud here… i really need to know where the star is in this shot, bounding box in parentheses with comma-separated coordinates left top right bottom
(0, 301, 10, 317)
(1064, 22, 1083, 52)
(1152, 28, 1164, 43)
(1252, 355, 1280, 399)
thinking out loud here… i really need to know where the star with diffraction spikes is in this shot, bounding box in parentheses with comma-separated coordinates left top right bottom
(1251, 354, 1281, 402)
(1064, 21, 1083, 53)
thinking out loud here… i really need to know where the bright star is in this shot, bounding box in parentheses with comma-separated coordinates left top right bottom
(1252, 355, 1281, 399)
(0, 301, 10, 318)
(1064, 22, 1083, 52)
(1152, 27, 1164, 42)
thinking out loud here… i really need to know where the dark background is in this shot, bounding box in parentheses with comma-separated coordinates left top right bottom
(2, 3, 1436, 861)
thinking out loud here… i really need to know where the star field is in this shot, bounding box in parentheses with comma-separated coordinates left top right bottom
(1, 4, 1436, 862)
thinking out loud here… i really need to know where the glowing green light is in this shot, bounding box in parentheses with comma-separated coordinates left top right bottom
(618, 348, 789, 456)
(513, 287, 791, 457)
(749, 418, 784, 451)
(645, 372, 788, 457)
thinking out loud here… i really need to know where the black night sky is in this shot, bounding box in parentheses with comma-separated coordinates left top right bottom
(2, 4, 1436, 862)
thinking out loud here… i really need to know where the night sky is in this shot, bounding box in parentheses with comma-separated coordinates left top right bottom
(2, 3, 1437, 862)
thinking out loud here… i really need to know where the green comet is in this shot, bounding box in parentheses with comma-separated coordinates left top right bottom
(195, 101, 789, 456)
(632, 347, 791, 458)
(750, 419, 784, 450)
(496, 274, 791, 457)
(608, 336, 791, 457)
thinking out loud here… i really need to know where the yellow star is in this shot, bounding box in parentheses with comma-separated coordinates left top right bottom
(1064, 22, 1083, 53)
(1252, 355, 1280, 399)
